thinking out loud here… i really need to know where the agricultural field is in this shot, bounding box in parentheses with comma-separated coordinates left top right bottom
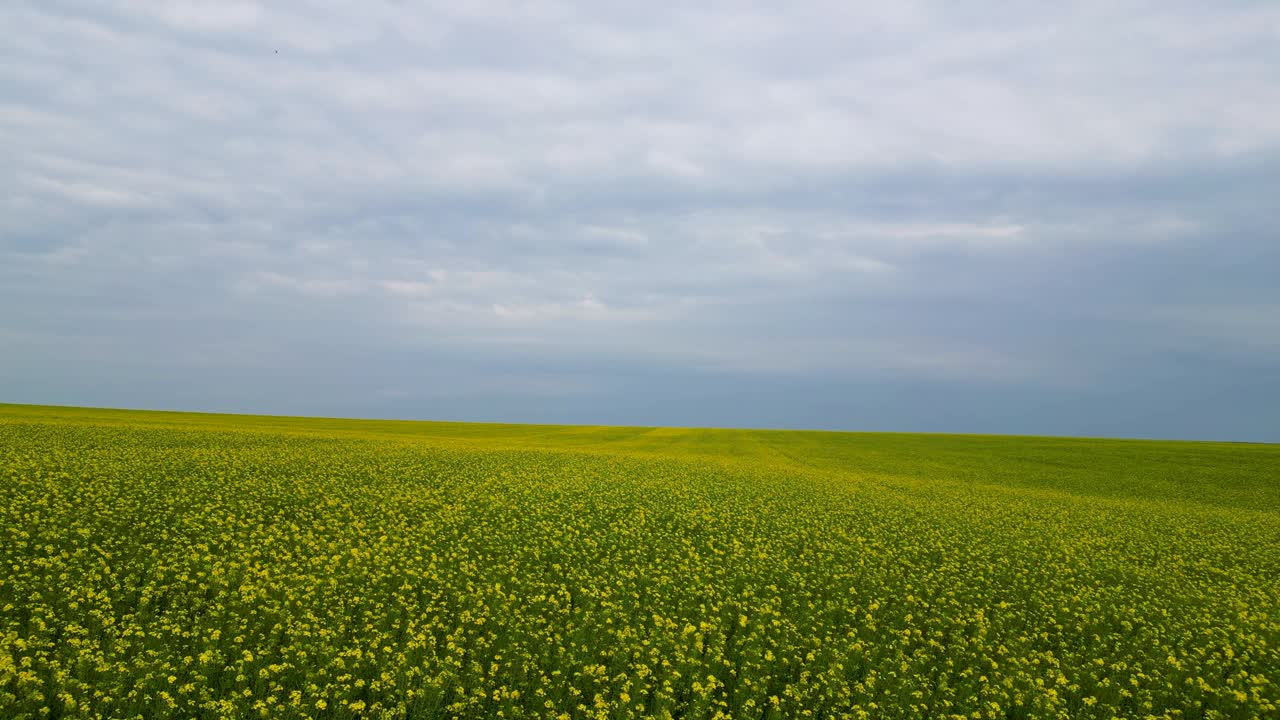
(1, 403, 1278, 720)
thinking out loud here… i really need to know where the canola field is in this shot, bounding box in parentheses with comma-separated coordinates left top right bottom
(1, 404, 1278, 720)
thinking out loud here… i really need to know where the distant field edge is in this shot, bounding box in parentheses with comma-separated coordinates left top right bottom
(1, 400, 1273, 446)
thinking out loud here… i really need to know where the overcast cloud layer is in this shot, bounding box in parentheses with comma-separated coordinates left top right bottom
(3, 1, 1279, 441)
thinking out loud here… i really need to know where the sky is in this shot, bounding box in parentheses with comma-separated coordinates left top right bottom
(2, 1, 1279, 441)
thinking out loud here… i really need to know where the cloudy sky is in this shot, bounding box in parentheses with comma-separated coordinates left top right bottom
(3, 1, 1279, 441)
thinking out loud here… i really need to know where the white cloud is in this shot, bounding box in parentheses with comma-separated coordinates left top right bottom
(239, 271, 362, 298)
(152, 2, 264, 32)
(26, 176, 152, 208)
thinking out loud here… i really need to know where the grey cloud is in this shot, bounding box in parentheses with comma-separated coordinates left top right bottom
(2, 0, 1278, 440)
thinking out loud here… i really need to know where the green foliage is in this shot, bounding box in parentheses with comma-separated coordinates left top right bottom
(1, 403, 1278, 719)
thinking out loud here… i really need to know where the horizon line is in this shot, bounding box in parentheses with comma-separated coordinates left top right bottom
(3, 401, 1273, 447)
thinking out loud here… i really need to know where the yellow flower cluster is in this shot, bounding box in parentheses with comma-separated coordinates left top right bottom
(1, 405, 1277, 719)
